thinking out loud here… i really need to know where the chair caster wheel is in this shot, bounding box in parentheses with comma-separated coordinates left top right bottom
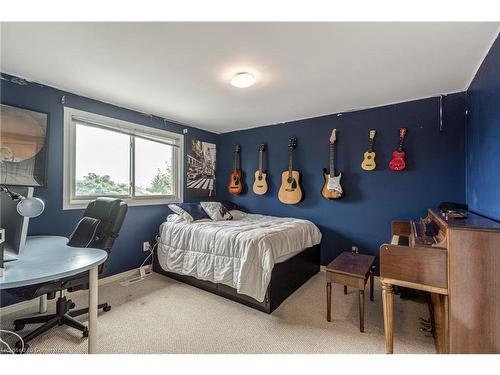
(103, 305, 111, 312)
(14, 324, 25, 331)
(82, 330, 89, 338)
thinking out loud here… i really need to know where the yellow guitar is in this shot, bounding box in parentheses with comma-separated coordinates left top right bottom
(278, 137, 302, 204)
(361, 130, 377, 171)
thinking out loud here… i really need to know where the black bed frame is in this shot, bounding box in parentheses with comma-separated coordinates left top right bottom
(152, 244, 320, 313)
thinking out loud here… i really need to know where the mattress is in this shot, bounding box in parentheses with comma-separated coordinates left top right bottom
(156, 213, 321, 302)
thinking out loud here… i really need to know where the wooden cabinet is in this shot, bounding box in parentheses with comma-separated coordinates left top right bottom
(380, 208, 500, 354)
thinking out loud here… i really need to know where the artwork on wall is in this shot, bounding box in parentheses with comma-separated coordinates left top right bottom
(0, 104, 49, 187)
(186, 139, 216, 198)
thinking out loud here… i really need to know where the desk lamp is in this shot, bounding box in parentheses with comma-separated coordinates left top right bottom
(0, 184, 45, 218)
(0, 185, 45, 277)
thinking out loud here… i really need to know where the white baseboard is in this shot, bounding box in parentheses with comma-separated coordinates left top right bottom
(0, 265, 152, 316)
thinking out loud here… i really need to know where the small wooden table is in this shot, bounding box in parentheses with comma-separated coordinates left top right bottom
(325, 252, 376, 332)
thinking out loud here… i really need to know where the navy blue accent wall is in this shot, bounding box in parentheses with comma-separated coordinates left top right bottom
(218, 94, 466, 267)
(466, 33, 500, 221)
(0, 73, 218, 306)
(0, 72, 470, 308)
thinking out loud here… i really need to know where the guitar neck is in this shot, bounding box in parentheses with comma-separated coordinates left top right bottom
(233, 152, 239, 172)
(368, 138, 374, 152)
(258, 150, 263, 174)
(288, 148, 293, 177)
(397, 136, 404, 152)
(329, 142, 335, 175)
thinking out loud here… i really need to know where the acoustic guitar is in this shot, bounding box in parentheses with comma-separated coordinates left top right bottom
(389, 128, 407, 171)
(278, 137, 302, 204)
(228, 144, 243, 195)
(321, 129, 343, 200)
(361, 130, 377, 171)
(252, 143, 268, 195)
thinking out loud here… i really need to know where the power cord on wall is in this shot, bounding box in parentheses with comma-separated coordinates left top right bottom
(0, 329, 24, 354)
(119, 236, 158, 286)
(140, 237, 158, 270)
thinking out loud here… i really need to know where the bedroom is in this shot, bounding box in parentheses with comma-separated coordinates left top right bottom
(1, 1, 500, 372)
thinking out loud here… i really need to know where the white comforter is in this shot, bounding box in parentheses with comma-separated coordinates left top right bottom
(156, 214, 321, 302)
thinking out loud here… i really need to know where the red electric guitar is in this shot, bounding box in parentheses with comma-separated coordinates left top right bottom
(389, 128, 407, 171)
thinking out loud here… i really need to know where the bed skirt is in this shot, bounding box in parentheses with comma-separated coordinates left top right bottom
(152, 244, 320, 313)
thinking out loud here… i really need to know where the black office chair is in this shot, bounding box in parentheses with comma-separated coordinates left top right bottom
(9, 197, 128, 350)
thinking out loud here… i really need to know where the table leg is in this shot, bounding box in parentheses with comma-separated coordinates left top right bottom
(344, 285, 347, 295)
(326, 282, 332, 322)
(370, 269, 374, 302)
(88, 266, 98, 354)
(359, 289, 365, 332)
(382, 282, 394, 354)
(39, 294, 47, 313)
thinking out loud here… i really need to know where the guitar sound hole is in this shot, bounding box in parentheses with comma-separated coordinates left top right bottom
(258, 176, 262, 181)
(287, 177, 293, 184)
(367, 156, 371, 159)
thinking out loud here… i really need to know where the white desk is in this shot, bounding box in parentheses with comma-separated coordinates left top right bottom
(0, 235, 107, 353)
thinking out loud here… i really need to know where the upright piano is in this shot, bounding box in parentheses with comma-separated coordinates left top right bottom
(380, 208, 500, 354)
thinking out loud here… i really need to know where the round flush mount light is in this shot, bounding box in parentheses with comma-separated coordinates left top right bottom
(230, 72, 256, 88)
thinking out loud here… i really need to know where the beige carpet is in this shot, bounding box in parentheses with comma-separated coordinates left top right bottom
(0, 272, 435, 354)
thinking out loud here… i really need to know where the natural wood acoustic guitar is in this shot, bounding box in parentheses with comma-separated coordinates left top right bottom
(278, 137, 302, 204)
(361, 130, 377, 171)
(252, 143, 268, 195)
(321, 129, 343, 200)
(228, 144, 243, 195)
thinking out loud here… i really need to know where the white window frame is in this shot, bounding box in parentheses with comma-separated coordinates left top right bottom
(63, 107, 184, 209)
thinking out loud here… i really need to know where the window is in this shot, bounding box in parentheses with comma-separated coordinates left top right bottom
(64, 107, 183, 209)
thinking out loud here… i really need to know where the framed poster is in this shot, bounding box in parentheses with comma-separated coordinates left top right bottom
(0, 104, 49, 187)
(186, 139, 216, 198)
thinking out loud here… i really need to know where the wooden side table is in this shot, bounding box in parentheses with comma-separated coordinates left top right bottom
(325, 252, 376, 332)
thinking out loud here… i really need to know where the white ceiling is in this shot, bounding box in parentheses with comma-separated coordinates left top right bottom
(1, 22, 499, 133)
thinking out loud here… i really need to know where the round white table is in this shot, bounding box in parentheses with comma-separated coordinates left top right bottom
(0, 235, 108, 353)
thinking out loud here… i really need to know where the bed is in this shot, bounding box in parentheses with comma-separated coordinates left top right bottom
(153, 212, 321, 313)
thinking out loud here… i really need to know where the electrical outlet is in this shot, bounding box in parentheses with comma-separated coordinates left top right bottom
(143, 241, 151, 252)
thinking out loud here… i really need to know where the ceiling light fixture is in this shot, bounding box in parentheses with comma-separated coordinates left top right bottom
(230, 72, 256, 88)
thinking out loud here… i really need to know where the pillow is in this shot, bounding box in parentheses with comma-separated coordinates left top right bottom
(229, 209, 247, 220)
(220, 200, 244, 212)
(166, 214, 185, 223)
(168, 203, 210, 222)
(200, 202, 233, 221)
